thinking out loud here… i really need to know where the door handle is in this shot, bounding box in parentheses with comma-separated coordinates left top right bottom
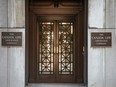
(82, 46, 85, 55)
(54, 47, 58, 53)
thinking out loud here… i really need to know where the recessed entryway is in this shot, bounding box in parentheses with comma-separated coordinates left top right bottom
(26, 0, 87, 84)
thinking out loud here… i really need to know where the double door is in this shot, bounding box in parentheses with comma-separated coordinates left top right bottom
(37, 19, 75, 82)
(28, 15, 84, 83)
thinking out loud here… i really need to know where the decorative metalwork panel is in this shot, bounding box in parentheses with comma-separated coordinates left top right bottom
(39, 22, 54, 74)
(58, 22, 73, 74)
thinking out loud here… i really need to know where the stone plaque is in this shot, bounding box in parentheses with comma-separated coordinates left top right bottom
(1, 32, 22, 46)
(91, 32, 112, 47)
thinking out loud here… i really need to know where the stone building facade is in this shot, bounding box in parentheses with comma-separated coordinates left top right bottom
(0, 0, 116, 87)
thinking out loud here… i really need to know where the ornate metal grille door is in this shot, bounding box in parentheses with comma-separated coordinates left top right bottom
(36, 20, 78, 83)
(29, 15, 84, 83)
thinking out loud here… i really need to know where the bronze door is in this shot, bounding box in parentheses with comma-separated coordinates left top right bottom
(37, 20, 75, 82)
(29, 15, 84, 83)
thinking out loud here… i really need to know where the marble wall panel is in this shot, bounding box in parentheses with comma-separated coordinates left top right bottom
(0, 29, 8, 87)
(0, 0, 7, 27)
(88, 0, 105, 28)
(8, 0, 25, 27)
(7, 29, 25, 87)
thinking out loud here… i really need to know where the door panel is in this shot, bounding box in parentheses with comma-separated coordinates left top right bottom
(57, 21, 75, 82)
(38, 22, 54, 75)
(37, 21, 55, 82)
(58, 22, 74, 75)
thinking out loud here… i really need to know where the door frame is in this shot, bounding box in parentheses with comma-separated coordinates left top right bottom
(36, 16, 82, 83)
(25, 0, 88, 85)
